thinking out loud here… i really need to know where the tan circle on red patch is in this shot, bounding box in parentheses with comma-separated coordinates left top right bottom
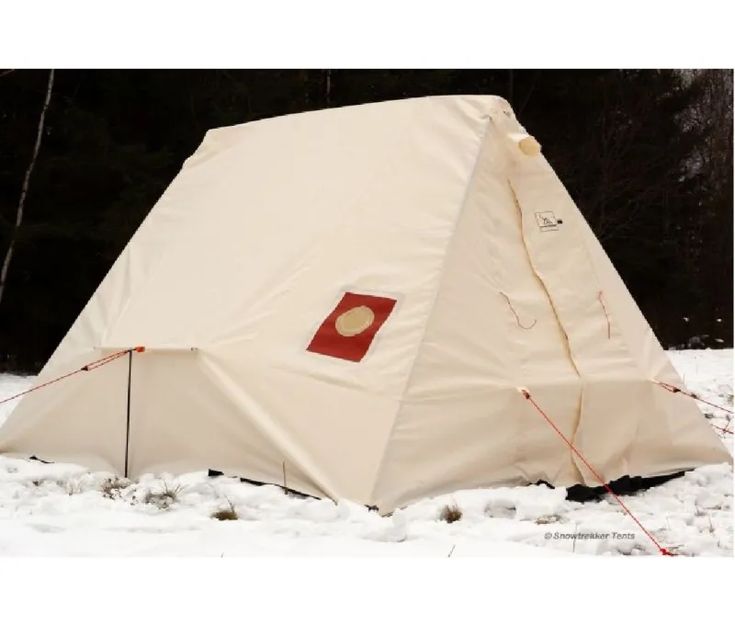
(335, 305, 375, 337)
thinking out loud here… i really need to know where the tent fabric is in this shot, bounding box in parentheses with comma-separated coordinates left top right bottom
(0, 95, 729, 512)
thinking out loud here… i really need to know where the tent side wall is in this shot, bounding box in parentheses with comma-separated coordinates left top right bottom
(371, 101, 730, 511)
(0, 349, 128, 471)
(507, 133, 730, 487)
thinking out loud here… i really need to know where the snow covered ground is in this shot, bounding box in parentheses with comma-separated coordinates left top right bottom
(0, 350, 731, 557)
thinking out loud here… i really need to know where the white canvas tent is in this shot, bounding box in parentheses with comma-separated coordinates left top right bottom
(0, 95, 729, 512)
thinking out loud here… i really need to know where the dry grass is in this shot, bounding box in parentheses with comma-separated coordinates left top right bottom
(211, 500, 239, 521)
(438, 503, 463, 523)
(100, 476, 132, 500)
(143, 481, 183, 510)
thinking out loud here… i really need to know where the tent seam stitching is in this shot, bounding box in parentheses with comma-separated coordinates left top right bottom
(507, 176, 585, 484)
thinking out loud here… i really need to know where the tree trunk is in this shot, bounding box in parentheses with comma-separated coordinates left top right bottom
(0, 68, 55, 307)
(325, 69, 332, 106)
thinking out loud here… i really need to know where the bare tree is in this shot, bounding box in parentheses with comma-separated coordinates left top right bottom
(325, 69, 332, 106)
(0, 69, 55, 307)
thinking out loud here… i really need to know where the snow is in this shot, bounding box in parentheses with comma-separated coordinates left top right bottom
(0, 350, 731, 556)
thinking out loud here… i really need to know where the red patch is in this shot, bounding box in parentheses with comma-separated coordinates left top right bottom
(307, 292, 397, 362)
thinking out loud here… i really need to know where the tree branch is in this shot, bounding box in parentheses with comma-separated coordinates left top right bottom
(0, 69, 55, 307)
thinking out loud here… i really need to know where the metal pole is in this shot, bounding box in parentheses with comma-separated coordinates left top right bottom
(124, 349, 132, 478)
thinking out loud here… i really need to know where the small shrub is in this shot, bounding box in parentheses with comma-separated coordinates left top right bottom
(143, 481, 182, 510)
(211, 501, 239, 521)
(438, 503, 463, 524)
(100, 476, 131, 500)
(534, 513, 562, 525)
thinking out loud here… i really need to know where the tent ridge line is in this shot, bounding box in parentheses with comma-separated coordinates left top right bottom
(367, 113, 496, 507)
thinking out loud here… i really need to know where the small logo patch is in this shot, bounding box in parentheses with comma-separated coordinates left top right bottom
(307, 292, 397, 362)
(535, 211, 559, 232)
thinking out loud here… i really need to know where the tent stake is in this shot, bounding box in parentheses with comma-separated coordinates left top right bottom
(124, 349, 132, 478)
